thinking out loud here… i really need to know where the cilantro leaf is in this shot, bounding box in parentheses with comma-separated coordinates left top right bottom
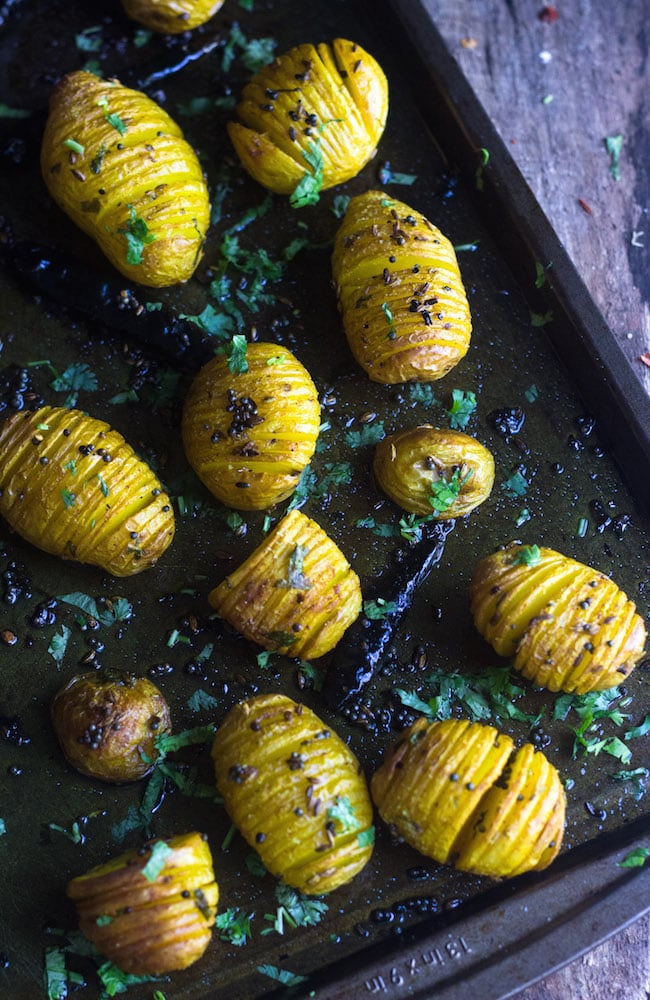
(363, 598, 400, 620)
(378, 161, 417, 186)
(446, 389, 477, 429)
(429, 467, 471, 513)
(44, 947, 68, 1000)
(50, 362, 98, 407)
(326, 795, 359, 832)
(216, 908, 254, 946)
(624, 715, 650, 740)
(277, 544, 312, 590)
(257, 965, 307, 987)
(48, 626, 71, 666)
(501, 469, 529, 498)
(117, 206, 155, 265)
(187, 689, 219, 712)
(344, 420, 385, 449)
(141, 840, 173, 882)
(604, 134, 623, 181)
(358, 826, 375, 848)
(227, 334, 249, 374)
(510, 544, 541, 567)
(290, 139, 324, 209)
(180, 303, 235, 340)
(75, 26, 103, 52)
(618, 847, 650, 868)
(96, 960, 161, 994)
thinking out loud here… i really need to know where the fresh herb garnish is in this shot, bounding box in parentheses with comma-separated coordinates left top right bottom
(228, 334, 249, 374)
(619, 847, 650, 868)
(47, 626, 71, 666)
(530, 309, 553, 327)
(50, 361, 98, 407)
(96, 96, 128, 136)
(475, 147, 489, 190)
(215, 908, 254, 946)
(429, 467, 471, 513)
(290, 138, 324, 209)
(510, 544, 541, 567)
(604, 134, 623, 181)
(57, 592, 132, 627)
(408, 383, 440, 407)
(331, 193, 351, 218)
(326, 795, 359, 832)
(446, 388, 477, 429)
(358, 826, 375, 848)
(257, 965, 307, 987)
(363, 598, 400, 620)
(262, 882, 328, 936)
(64, 138, 85, 155)
(344, 420, 385, 449)
(0, 103, 31, 119)
(501, 468, 529, 498)
(75, 26, 103, 52)
(277, 545, 312, 590)
(378, 161, 417, 186)
(187, 689, 219, 712)
(141, 840, 173, 882)
(117, 206, 155, 265)
(381, 300, 396, 339)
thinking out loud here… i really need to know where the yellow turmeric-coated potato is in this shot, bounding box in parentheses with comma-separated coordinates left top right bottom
(181, 342, 320, 510)
(41, 70, 210, 286)
(51, 671, 172, 783)
(371, 718, 565, 879)
(208, 508, 361, 659)
(67, 832, 219, 975)
(470, 544, 647, 694)
(212, 693, 374, 894)
(0, 406, 174, 576)
(227, 39, 388, 198)
(373, 426, 494, 518)
(121, 0, 226, 34)
(331, 190, 472, 382)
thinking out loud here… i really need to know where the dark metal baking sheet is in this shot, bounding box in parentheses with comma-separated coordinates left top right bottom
(0, 1, 648, 999)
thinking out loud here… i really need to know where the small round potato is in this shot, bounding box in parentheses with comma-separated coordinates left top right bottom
(470, 543, 647, 693)
(41, 70, 210, 286)
(373, 425, 494, 518)
(208, 508, 362, 660)
(182, 342, 320, 510)
(331, 190, 472, 383)
(212, 693, 375, 894)
(67, 832, 219, 975)
(121, 0, 226, 34)
(228, 39, 388, 198)
(371, 717, 565, 879)
(0, 405, 175, 576)
(51, 671, 172, 783)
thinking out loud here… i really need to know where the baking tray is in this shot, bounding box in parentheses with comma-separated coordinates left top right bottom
(0, 1, 648, 998)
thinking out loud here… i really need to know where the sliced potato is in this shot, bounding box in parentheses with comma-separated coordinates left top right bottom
(181, 342, 320, 510)
(41, 70, 210, 286)
(121, 0, 226, 33)
(470, 543, 647, 693)
(67, 832, 218, 975)
(228, 40, 388, 197)
(371, 718, 565, 879)
(51, 671, 171, 783)
(373, 425, 494, 518)
(209, 509, 361, 659)
(212, 693, 374, 893)
(0, 405, 174, 576)
(331, 190, 472, 383)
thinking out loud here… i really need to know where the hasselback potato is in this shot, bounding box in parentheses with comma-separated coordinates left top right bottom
(331, 190, 472, 383)
(227, 40, 388, 198)
(67, 832, 218, 975)
(371, 718, 565, 879)
(41, 70, 210, 286)
(51, 671, 171, 783)
(181, 342, 320, 510)
(470, 544, 647, 693)
(373, 425, 494, 518)
(212, 693, 374, 893)
(0, 405, 174, 576)
(121, 0, 226, 34)
(208, 508, 361, 659)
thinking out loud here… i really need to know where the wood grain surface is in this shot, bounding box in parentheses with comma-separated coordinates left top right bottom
(428, 2, 650, 997)
(430, 0, 650, 398)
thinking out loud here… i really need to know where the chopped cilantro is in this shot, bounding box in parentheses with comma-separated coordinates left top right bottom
(358, 826, 375, 848)
(133, 28, 152, 47)
(378, 161, 417, 186)
(408, 383, 440, 407)
(221, 23, 276, 73)
(257, 965, 307, 987)
(530, 309, 553, 327)
(604, 134, 623, 181)
(50, 361, 98, 407)
(216, 908, 254, 946)
(296, 660, 324, 691)
(245, 852, 267, 877)
(501, 468, 529, 498)
(96, 960, 161, 994)
(344, 420, 385, 449)
(381, 300, 396, 339)
(624, 715, 650, 740)
(47, 820, 84, 844)
(277, 544, 312, 590)
(331, 193, 351, 218)
(510, 544, 541, 567)
(363, 598, 400, 620)
(577, 517, 589, 537)
(64, 138, 85, 155)
(117, 206, 155, 265)
(475, 147, 489, 190)
(534, 262, 552, 289)
(180, 302, 234, 340)
(0, 103, 31, 119)
(75, 25, 103, 52)
(263, 882, 328, 935)
(0, 819, 5, 836)
(95, 915, 113, 927)
(290, 139, 324, 209)
(619, 847, 650, 868)
(187, 689, 219, 712)
(97, 97, 128, 136)
(57, 592, 132, 627)
(454, 241, 479, 252)
(446, 388, 477, 429)
(141, 841, 173, 882)
(326, 795, 359, 832)
(155, 724, 217, 755)
(228, 334, 249, 374)
(90, 144, 107, 174)
(524, 383, 539, 402)
(516, 507, 531, 526)
(256, 650, 276, 670)
(356, 514, 399, 538)
(429, 467, 471, 513)
(109, 388, 139, 405)
(44, 946, 68, 1000)
(48, 626, 71, 666)
(612, 767, 648, 801)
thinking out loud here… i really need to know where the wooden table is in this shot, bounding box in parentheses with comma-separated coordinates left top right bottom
(429, 2, 650, 996)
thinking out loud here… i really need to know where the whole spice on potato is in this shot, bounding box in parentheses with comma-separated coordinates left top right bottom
(373, 425, 494, 518)
(121, 0, 226, 34)
(41, 70, 210, 286)
(371, 717, 565, 879)
(181, 342, 321, 510)
(212, 693, 375, 893)
(51, 671, 171, 783)
(227, 39, 388, 202)
(67, 832, 218, 974)
(331, 190, 472, 383)
(209, 508, 362, 659)
(470, 543, 647, 693)
(0, 405, 175, 576)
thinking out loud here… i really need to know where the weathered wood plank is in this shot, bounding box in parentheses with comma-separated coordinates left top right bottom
(429, 0, 650, 396)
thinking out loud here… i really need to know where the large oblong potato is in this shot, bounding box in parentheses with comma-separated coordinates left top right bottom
(331, 190, 472, 383)
(41, 70, 210, 286)
(181, 342, 321, 510)
(373, 425, 494, 518)
(371, 717, 565, 879)
(228, 39, 388, 198)
(208, 508, 361, 659)
(212, 693, 374, 894)
(121, 0, 226, 34)
(51, 671, 172, 783)
(67, 832, 219, 975)
(0, 405, 175, 576)
(470, 543, 647, 693)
